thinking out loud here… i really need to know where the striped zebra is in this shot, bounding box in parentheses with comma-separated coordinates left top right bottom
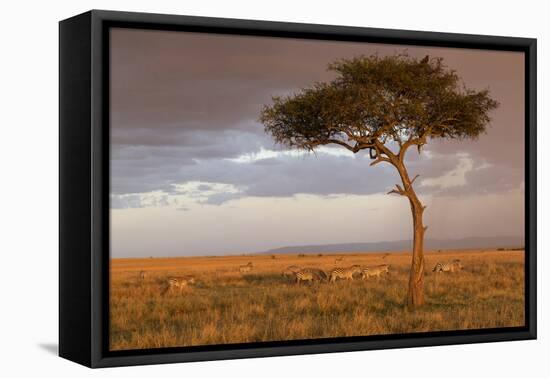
(282, 265, 302, 279)
(432, 259, 463, 273)
(328, 265, 362, 283)
(138, 270, 147, 281)
(361, 264, 390, 279)
(239, 262, 253, 273)
(163, 276, 196, 294)
(293, 269, 315, 285)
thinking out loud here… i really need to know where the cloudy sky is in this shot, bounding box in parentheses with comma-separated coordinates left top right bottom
(109, 28, 525, 258)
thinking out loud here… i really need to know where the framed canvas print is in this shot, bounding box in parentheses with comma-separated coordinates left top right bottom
(59, 10, 537, 368)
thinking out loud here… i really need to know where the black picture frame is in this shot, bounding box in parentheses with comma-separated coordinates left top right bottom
(59, 9, 537, 368)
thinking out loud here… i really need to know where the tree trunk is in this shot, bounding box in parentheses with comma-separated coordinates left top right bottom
(394, 161, 426, 308)
(407, 194, 426, 307)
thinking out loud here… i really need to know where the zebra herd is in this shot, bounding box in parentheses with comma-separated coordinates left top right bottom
(283, 259, 463, 285)
(283, 264, 390, 284)
(135, 258, 464, 292)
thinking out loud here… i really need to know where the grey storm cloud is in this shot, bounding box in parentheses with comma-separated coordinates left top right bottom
(110, 28, 525, 207)
(112, 151, 397, 200)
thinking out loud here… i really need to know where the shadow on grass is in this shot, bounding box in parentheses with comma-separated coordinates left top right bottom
(242, 273, 288, 285)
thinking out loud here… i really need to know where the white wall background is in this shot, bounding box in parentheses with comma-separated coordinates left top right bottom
(0, 0, 546, 376)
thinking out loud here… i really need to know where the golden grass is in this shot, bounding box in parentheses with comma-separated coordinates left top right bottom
(110, 250, 524, 351)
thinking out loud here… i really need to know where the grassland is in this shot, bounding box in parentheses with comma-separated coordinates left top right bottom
(110, 250, 524, 351)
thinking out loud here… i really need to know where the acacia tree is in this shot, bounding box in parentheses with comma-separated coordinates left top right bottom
(260, 54, 498, 307)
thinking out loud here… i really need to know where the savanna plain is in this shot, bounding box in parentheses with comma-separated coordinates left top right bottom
(110, 250, 524, 350)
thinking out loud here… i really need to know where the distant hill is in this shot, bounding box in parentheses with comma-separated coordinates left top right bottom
(262, 236, 524, 255)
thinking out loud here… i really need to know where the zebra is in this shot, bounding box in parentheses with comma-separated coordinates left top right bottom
(293, 269, 315, 285)
(432, 259, 463, 273)
(361, 264, 390, 279)
(239, 262, 253, 273)
(328, 265, 362, 283)
(282, 265, 302, 279)
(163, 276, 196, 294)
(334, 256, 344, 264)
(138, 270, 147, 281)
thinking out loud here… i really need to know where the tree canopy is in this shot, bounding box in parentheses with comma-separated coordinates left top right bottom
(260, 54, 499, 159)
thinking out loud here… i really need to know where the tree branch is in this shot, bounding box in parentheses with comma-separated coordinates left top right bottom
(307, 139, 354, 152)
(370, 155, 391, 166)
(374, 139, 397, 161)
(399, 136, 427, 162)
(387, 184, 408, 197)
(321, 139, 375, 153)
